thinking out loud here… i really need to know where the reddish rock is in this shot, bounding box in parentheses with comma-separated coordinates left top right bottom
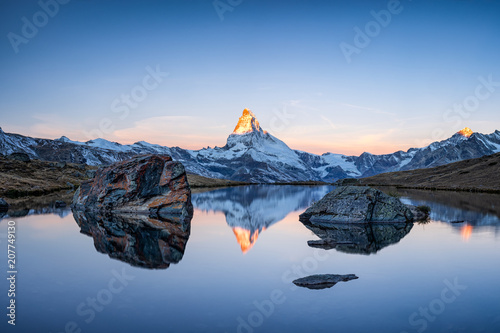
(72, 154, 192, 219)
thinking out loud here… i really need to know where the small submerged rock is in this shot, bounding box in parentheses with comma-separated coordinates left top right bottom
(293, 274, 358, 290)
(299, 186, 414, 224)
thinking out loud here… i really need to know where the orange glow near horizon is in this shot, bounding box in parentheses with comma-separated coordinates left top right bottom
(232, 227, 265, 253)
(5, 116, 485, 157)
(461, 224, 473, 241)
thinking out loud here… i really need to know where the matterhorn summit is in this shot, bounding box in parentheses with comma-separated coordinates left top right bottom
(457, 127, 474, 138)
(232, 109, 266, 135)
(225, 109, 283, 149)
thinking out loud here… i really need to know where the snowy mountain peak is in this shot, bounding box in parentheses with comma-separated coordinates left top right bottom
(458, 127, 474, 138)
(232, 109, 266, 135)
(56, 136, 72, 142)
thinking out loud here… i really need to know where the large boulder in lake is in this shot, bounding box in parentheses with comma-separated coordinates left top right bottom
(299, 186, 414, 224)
(72, 154, 192, 219)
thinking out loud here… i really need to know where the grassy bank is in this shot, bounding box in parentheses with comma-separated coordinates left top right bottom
(360, 152, 500, 193)
(0, 156, 97, 198)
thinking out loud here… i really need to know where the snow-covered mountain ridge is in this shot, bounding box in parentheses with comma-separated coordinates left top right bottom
(1, 111, 499, 182)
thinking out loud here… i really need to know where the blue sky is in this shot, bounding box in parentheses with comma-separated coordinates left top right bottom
(1, 0, 499, 155)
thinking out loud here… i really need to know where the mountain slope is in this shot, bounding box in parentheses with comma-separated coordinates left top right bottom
(360, 152, 500, 192)
(1, 112, 499, 183)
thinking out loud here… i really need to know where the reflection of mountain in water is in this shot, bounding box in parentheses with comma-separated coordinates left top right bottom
(0, 191, 75, 221)
(192, 185, 333, 252)
(1, 207, 71, 220)
(73, 210, 191, 269)
(397, 189, 500, 238)
(303, 222, 413, 255)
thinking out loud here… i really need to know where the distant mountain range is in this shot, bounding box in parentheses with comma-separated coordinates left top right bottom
(1, 109, 500, 182)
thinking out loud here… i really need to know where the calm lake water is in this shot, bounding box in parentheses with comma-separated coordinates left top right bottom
(1, 185, 499, 333)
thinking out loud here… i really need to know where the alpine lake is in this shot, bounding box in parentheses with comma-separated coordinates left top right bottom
(1, 185, 499, 333)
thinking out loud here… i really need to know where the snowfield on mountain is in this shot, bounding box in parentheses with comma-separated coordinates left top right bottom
(1, 110, 499, 183)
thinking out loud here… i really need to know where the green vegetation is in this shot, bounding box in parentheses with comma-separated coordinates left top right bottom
(417, 205, 431, 214)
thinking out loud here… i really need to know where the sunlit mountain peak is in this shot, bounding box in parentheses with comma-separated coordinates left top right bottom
(458, 127, 473, 138)
(232, 108, 267, 135)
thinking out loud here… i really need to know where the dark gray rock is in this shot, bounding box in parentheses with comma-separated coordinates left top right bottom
(7, 152, 30, 162)
(299, 186, 414, 224)
(334, 178, 360, 186)
(409, 205, 430, 221)
(85, 169, 97, 178)
(293, 274, 358, 290)
(0, 198, 8, 212)
(54, 200, 66, 208)
(72, 171, 83, 178)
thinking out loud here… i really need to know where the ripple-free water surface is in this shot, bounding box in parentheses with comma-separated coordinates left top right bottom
(1, 185, 499, 333)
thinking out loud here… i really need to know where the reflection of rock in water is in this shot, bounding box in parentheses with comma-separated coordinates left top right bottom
(73, 210, 191, 269)
(303, 222, 413, 255)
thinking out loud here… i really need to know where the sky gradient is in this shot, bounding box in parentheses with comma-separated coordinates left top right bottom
(1, 0, 499, 155)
